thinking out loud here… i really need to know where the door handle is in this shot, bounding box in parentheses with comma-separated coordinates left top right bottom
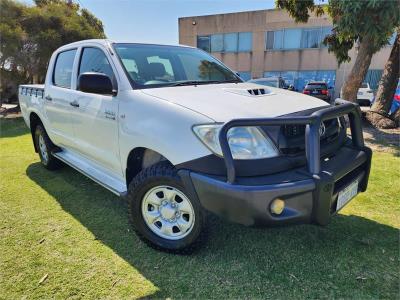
(70, 100, 80, 108)
(45, 95, 52, 101)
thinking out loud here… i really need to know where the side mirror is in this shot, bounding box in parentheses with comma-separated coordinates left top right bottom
(78, 72, 115, 95)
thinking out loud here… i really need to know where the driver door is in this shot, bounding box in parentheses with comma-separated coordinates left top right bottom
(69, 47, 122, 176)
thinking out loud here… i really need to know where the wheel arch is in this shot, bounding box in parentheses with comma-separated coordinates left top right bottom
(29, 112, 43, 152)
(126, 147, 173, 186)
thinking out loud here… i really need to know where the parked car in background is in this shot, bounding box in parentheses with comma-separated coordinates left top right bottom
(248, 77, 287, 89)
(303, 81, 331, 103)
(19, 39, 372, 253)
(357, 82, 375, 106)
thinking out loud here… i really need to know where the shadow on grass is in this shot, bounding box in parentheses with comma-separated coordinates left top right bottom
(0, 117, 29, 138)
(26, 162, 399, 299)
(362, 122, 400, 156)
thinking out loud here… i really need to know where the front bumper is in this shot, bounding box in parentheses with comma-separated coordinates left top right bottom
(179, 145, 371, 226)
(179, 99, 372, 226)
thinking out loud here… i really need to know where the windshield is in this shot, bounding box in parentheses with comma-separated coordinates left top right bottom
(113, 43, 241, 89)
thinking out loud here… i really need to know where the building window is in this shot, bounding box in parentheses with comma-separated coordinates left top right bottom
(224, 33, 239, 52)
(320, 27, 332, 47)
(301, 28, 320, 48)
(211, 34, 223, 52)
(265, 27, 332, 50)
(266, 31, 274, 49)
(197, 36, 211, 52)
(266, 30, 284, 50)
(238, 32, 252, 52)
(283, 28, 302, 49)
(198, 32, 252, 53)
(237, 71, 251, 81)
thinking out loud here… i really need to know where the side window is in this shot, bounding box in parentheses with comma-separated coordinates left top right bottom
(78, 47, 115, 81)
(53, 49, 77, 88)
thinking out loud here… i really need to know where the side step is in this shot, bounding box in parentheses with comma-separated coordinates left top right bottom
(53, 150, 127, 197)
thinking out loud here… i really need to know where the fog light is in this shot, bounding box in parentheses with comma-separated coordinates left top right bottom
(270, 199, 285, 215)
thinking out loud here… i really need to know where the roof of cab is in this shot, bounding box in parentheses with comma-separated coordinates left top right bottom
(56, 39, 195, 52)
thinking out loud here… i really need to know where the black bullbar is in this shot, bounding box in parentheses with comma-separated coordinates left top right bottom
(218, 98, 364, 184)
(178, 99, 372, 227)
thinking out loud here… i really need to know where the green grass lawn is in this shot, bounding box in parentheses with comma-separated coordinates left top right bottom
(1, 117, 399, 299)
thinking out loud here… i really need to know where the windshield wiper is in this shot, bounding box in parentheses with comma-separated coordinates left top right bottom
(170, 79, 241, 87)
(170, 80, 219, 87)
(216, 79, 242, 84)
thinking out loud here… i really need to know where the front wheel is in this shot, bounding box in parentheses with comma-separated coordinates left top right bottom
(127, 162, 206, 253)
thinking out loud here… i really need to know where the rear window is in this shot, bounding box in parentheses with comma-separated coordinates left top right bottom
(53, 49, 77, 88)
(361, 83, 369, 88)
(305, 83, 327, 90)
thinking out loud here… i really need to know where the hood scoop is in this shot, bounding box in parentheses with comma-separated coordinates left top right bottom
(223, 87, 274, 97)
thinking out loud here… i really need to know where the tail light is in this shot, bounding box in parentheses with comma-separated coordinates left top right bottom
(303, 90, 310, 94)
(321, 89, 328, 95)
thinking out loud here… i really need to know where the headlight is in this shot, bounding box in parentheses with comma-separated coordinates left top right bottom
(193, 124, 279, 160)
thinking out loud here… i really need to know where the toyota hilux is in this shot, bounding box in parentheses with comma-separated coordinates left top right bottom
(19, 39, 372, 252)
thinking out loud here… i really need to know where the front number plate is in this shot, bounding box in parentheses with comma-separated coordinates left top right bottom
(337, 180, 359, 210)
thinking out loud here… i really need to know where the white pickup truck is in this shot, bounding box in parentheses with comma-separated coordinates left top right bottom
(19, 39, 372, 253)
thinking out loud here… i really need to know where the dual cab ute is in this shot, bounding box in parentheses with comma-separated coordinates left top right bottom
(19, 39, 372, 252)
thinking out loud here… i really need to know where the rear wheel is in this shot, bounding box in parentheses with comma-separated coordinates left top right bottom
(127, 162, 205, 253)
(34, 125, 62, 170)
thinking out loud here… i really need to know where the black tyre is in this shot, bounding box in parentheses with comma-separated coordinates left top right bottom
(34, 125, 62, 170)
(127, 161, 206, 253)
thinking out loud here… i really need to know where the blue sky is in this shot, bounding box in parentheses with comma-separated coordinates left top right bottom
(21, 0, 275, 44)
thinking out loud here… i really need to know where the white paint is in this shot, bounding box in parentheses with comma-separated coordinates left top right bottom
(19, 39, 329, 193)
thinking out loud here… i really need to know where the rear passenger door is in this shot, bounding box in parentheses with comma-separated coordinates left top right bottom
(44, 49, 77, 148)
(69, 47, 121, 176)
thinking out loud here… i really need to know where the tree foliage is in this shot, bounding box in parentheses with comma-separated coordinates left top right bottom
(277, 0, 399, 64)
(325, 0, 400, 64)
(276, 0, 400, 103)
(275, 0, 324, 23)
(0, 0, 105, 100)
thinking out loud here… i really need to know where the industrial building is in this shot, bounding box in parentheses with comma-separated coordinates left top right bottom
(179, 9, 395, 96)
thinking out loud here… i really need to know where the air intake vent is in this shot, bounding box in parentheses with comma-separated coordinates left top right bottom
(247, 88, 267, 96)
(224, 87, 273, 97)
